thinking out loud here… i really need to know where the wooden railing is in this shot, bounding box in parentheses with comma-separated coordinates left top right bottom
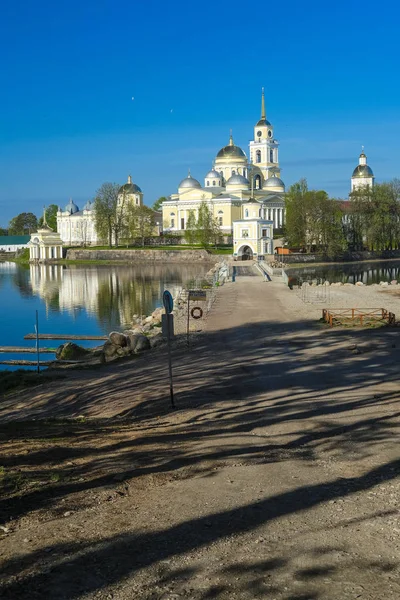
(322, 308, 396, 327)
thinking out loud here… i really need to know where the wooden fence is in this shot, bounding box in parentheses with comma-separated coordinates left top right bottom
(322, 308, 396, 327)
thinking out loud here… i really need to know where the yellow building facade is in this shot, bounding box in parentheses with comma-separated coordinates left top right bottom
(162, 90, 286, 235)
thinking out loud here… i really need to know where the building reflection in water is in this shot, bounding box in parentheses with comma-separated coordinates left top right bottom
(28, 263, 209, 330)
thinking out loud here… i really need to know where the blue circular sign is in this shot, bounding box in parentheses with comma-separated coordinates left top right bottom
(163, 290, 174, 314)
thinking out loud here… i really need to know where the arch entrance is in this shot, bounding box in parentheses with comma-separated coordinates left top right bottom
(238, 245, 254, 261)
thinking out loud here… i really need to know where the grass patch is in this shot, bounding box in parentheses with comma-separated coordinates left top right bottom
(0, 370, 64, 395)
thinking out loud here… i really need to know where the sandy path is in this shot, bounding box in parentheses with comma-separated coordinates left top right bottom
(0, 264, 399, 599)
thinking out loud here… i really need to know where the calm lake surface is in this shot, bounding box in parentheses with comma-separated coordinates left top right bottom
(0, 262, 210, 370)
(285, 259, 400, 286)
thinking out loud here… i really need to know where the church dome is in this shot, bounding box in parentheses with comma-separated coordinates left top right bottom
(226, 174, 249, 187)
(264, 176, 285, 190)
(216, 134, 246, 159)
(256, 117, 272, 127)
(179, 173, 202, 189)
(83, 200, 93, 210)
(119, 179, 142, 194)
(205, 169, 221, 179)
(217, 143, 246, 159)
(65, 199, 79, 214)
(352, 165, 374, 178)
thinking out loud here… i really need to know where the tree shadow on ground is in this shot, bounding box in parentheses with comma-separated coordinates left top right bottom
(0, 458, 398, 599)
(0, 317, 399, 522)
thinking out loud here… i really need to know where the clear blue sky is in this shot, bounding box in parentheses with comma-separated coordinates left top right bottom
(1, 0, 399, 227)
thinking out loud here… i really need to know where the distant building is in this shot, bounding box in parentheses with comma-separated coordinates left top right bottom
(28, 221, 63, 262)
(0, 235, 30, 253)
(56, 175, 144, 245)
(351, 149, 374, 192)
(233, 200, 274, 260)
(162, 90, 286, 236)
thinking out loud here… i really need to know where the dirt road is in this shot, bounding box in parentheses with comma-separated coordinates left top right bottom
(0, 265, 399, 599)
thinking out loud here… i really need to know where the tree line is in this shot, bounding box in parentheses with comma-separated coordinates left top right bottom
(284, 178, 400, 257)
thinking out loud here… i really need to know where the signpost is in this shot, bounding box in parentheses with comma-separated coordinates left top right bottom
(187, 289, 207, 346)
(162, 290, 175, 409)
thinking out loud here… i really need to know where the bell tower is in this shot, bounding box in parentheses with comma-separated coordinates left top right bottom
(249, 88, 280, 183)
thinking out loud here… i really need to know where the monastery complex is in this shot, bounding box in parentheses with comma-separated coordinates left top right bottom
(26, 90, 375, 261)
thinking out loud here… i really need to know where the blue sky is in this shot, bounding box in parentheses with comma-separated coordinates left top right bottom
(1, 0, 399, 226)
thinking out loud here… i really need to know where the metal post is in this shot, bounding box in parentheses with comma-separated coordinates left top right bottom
(35, 310, 40, 374)
(166, 315, 175, 409)
(187, 293, 190, 347)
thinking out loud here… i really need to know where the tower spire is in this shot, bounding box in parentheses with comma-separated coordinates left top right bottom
(261, 87, 266, 120)
(229, 129, 234, 146)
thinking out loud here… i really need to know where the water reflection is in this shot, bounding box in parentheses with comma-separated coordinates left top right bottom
(286, 260, 400, 286)
(27, 263, 209, 330)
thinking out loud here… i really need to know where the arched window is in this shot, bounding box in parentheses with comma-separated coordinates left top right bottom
(170, 218, 175, 228)
(232, 169, 236, 175)
(256, 150, 261, 163)
(212, 180, 216, 186)
(254, 175, 262, 190)
(206, 181, 210, 186)
(270, 149, 274, 163)
(245, 209, 249, 218)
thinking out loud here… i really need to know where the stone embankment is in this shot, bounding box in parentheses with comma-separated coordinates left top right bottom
(302, 280, 399, 287)
(66, 248, 214, 262)
(54, 260, 228, 367)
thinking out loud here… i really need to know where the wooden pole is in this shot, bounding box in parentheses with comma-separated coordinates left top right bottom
(35, 310, 40, 374)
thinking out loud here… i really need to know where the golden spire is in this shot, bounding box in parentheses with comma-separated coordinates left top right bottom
(261, 87, 266, 120)
(229, 129, 234, 146)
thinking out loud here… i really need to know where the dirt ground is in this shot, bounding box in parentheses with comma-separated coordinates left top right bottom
(0, 264, 399, 599)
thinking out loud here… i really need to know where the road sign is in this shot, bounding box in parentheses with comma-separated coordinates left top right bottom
(188, 290, 207, 302)
(163, 290, 174, 314)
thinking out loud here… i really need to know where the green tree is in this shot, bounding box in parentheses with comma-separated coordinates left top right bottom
(8, 212, 38, 235)
(184, 209, 197, 246)
(93, 182, 123, 247)
(126, 205, 155, 247)
(195, 201, 214, 247)
(38, 204, 58, 230)
(285, 179, 347, 256)
(152, 196, 168, 211)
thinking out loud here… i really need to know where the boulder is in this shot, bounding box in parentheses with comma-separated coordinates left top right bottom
(144, 315, 153, 324)
(56, 342, 92, 361)
(103, 341, 120, 359)
(109, 331, 128, 347)
(391, 280, 398, 285)
(128, 334, 151, 353)
(150, 333, 165, 348)
(355, 281, 364, 286)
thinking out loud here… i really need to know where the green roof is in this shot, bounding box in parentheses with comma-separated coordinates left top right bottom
(0, 235, 30, 245)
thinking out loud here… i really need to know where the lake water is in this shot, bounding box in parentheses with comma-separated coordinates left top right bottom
(285, 259, 400, 287)
(0, 262, 210, 370)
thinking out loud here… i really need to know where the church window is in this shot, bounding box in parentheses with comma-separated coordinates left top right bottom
(232, 169, 236, 175)
(212, 180, 216, 186)
(218, 217, 223, 226)
(270, 149, 274, 162)
(245, 209, 249, 218)
(256, 150, 261, 163)
(262, 229, 268, 237)
(242, 229, 249, 238)
(206, 181, 210, 186)
(181, 218, 185, 230)
(171, 218, 175, 228)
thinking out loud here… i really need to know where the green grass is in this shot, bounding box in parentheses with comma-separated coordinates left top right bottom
(0, 370, 65, 395)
